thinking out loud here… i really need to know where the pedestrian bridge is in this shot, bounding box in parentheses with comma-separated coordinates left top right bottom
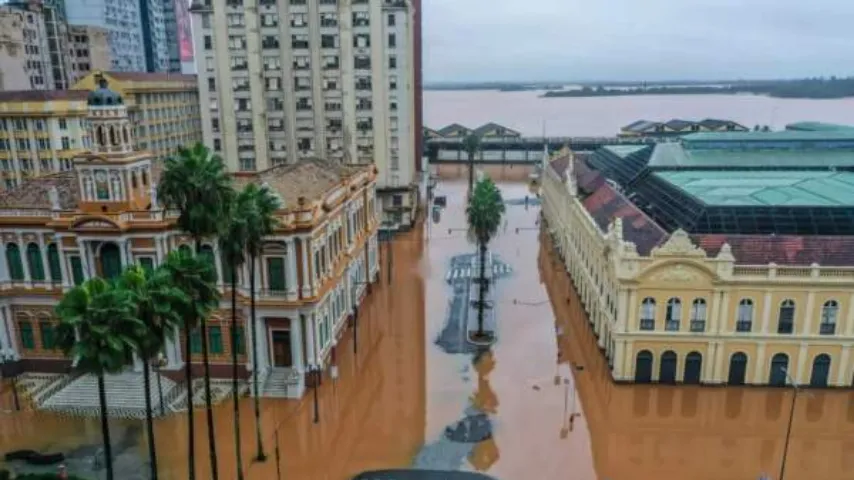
(426, 135, 654, 164)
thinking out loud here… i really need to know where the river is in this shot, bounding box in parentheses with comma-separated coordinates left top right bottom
(423, 90, 854, 135)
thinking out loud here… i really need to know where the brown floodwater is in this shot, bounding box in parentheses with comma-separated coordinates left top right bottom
(2, 179, 854, 480)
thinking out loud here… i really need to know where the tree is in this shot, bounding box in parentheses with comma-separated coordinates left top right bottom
(463, 134, 481, 196)
(241, 183, 281, 462)
(55, 278, 143, 480)
(218, 194, 252, 480)
(118, 265, 187, 480)
(160, 250, 221, 480)
(159, 142, 233, 480)
(466, 177, 505, 338)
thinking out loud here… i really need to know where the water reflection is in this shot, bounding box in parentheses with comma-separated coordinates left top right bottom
(539, 231, 854, 480)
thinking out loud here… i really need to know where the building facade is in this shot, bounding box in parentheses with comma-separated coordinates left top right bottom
(0, 90, 92, 191)
(71, 71, 202, 162)
(190, 0, 419, 232)
(0, 79, 381, 399)
(0, 2, 54, 91)
(66, 25, 112, 85)
(64, 0, 146, 72)
(542, 132, 854, 389)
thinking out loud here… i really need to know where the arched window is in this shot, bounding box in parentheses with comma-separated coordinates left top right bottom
(47, 243, 62, 283)
(634, 350, 653, 383)
(18, 319, 34, 349)
(777, 300, 795, 334)
(736, 299, 753, 332)
(684, 351, 703, 384)
(809, 354, 831, 388)
(5, 243, 24, 281)
(97, 125, 106, 146)
(39, 319, 57, 350)
(659, 350, 678, 384)
(639, 297, 655, 330)
(820, 300, 838, 335)
(690, 298, 707, 332)
(728, 352, 748, 385)
(769, 353, 789, 386)
(665, 298, 681, 331)
(99, 242, 122, 279)
(109, 126, 119, 145)
(26, 243, 45, 281)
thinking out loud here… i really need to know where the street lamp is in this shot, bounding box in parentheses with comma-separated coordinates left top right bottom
(0, 350, 20, 411)
(309, 364, 321, 424)
(778, 367, 807, 480)
(152, 352, 168, 416)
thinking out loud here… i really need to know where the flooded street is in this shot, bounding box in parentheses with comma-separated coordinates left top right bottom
(2, 180, 854, 480)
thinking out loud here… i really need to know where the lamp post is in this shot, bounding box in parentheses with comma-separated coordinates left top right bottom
(153, 352, 167, 416)
(1, 351, 20, 411)
(778, 368, 803, 480)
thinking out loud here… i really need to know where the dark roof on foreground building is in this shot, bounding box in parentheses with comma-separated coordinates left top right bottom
(620, 118, 748, 136)
(559, 129, 854, 265)
(430, 122, 520, 138)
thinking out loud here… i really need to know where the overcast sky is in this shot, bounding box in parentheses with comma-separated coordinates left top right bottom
(423, 0, 854, 83)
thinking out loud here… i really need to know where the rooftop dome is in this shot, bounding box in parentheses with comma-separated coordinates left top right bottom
(87, 76, 123, 107)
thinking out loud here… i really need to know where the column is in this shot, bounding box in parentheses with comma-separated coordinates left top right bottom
(710, 289, 722, 334)
(118, 239, 129, 267)
(712, 341, 726, 383)
(0, 304, 11, 352)
(286, 238, 298, 300)
(717, 291, 731, 335)
(37, 234, 49, 284)
(212, 243, 224, 289)
(752, 341, 766, 384)
(76, 239, 91, 279)
(291, 313, 303, 374)
(835, 345, 850, 386)
(845, 293, 854, 336)
(802, 290, 815, 335)
(613, 339, 625, 380)
(244, 309, 255, 371)
(154, 234, 164, 264)
(795, 342, 808, 384)
(704, 341, 716, 380)
(17, 233, 31, 283)
(760, 292, 772, 333)
(107, 171, 115, 200)
(165, 330, 181, 368)
(256, 315, 269, 371)
(300, 237, 311, 298)
(0, 238, 9, 283)
(622, 340, 633, 379)
(305, 312, 317, 366)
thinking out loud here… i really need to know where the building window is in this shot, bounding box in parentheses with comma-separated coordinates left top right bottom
(204, 35, 212, 50)
(389, 55, 397, 69)
(665, 297, 681, 331)
(47, 243, 62, 283)
(231, 325, 245, 355)
(736, 298, 753, 332)
(209, 326, 224, 354)
(190, 329, 202, 354)
(5, 243, 24, 281)
(639, 297, 655, 330)
(690, 298, 706, 332)
(40, 321, 57, 350)
(388, 33, 396, 48)
(18, 321, 35, 350)
(70, 256, 84, 285)
(138, 257, 155, 272)
(820, 300, 838, 335)
(58, 118, 67, 130)
(777, 299, 795, 334)
(387, 13, 395, 26)
(266, 257, 286, 293)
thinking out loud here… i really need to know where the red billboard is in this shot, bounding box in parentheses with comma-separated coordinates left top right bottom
(175, 0, 194, 63)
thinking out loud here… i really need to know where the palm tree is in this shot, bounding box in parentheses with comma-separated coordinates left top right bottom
(218, 194, 252, 480)
(466, 177, 505, 338)
(463, 134, 481, 196)
(159, 142, 233, 480)
(55, 278, 142, 480)
(242, 183, 281, 462)
(118, 265, 188, 480)
(160, 249, 221, 480)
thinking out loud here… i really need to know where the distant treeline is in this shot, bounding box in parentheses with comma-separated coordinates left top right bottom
(541, 77, 854, 99)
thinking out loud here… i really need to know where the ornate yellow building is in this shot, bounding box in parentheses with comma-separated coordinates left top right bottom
(0, 77, 379, 400)
(542, 131, 854, 389)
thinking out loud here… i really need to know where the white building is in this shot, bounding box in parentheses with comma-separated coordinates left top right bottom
(190, 0, 419, 231)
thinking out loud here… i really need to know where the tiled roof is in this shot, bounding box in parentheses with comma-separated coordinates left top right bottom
(664, 119, 694, 131)
(437, 123, 472, 136)
(581, 183, 667, 255)
(473, 122, 520, 137)
(235, 158, 368, 209)
(0, 170, 79, 209)
(0, 90, 89, 103)
(574, 156, 605, 194)
(694, 234, 854, 266)
(548, 154, 570, 179)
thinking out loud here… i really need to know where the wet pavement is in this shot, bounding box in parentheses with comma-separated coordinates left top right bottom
(1, 180, 854, 480)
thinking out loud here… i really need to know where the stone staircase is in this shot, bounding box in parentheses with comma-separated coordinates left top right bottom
(41, 371, 176, 419)
(167, 377, 250, 412)
(262, 368, 303, 398)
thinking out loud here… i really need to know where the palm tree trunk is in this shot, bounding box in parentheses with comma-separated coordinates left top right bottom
(231, 263, 245, 480)
(468, 153, 475, 195)
(97, 373, 115, 480)
(142, 350, 159, 480)
(478, 242, 487, 336)
(200, 316, 219, 480)
(249, 255, 266, 461)
(184, 322, 196, 480)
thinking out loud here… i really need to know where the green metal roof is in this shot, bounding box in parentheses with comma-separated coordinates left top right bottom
(647, 142, 854, 168)
(602, 144, 648, 158)
(682, 130, 854, 142)
(656, 170, 854, 207)
(785, 122, 854, 132)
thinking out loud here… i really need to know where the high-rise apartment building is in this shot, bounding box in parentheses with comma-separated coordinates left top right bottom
(0, 2, 54, 90)
(65, 0, 146, 72)
(66, 25, 112, 85)
(190, 0, 420, 231)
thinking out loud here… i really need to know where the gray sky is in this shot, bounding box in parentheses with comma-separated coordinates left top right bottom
(423, 0, 854, 83)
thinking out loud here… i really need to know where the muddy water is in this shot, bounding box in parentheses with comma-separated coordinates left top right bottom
(2, 180, 854, 480)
